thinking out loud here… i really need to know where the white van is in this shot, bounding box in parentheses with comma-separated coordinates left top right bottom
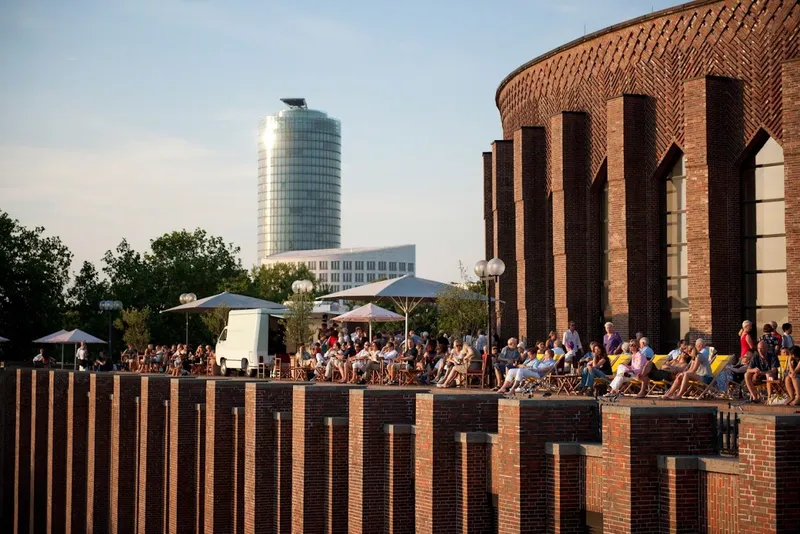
(215, 309, 276, 376)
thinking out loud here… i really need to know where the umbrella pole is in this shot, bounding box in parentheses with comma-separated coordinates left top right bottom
(369, 320, 373, 343)
(61, 344, 64, 370)
(404, 297, 409, 349)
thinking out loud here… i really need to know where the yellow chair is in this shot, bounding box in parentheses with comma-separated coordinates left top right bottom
(683, 355, 732, 399)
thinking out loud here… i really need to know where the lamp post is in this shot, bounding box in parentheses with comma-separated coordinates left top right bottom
(291, 279, 314, 295)
(99, 300, 123, 361)
(179, 293, 197, 346)
(474, 258, 506, 354)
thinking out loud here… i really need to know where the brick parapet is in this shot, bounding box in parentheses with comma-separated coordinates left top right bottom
(14, 369, 32, 534)
(86, 373, 113, 534)
(455, 433, 490, 533)
(1, 370, 17, 533)
(30, 369, 50, 534)
(385, 424, 415, 534)
(46, 370, 69, 534)
(274, 411, 292, 534)
(136, 376, 170, 534)
(65, 372, 89, 534)
(323, 415, 347, 534)
(194, 402, 206, 534)
(232, 406, 245, 534)
(110, 374, 141, 534)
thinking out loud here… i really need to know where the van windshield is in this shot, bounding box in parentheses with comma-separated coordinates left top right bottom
(219, 328, 227, 342)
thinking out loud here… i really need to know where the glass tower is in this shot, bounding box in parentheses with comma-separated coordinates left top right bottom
(258, 98, 342, 258)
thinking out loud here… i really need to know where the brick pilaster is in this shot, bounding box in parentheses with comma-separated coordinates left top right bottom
(601, 405, 717, 534)
(291, 385, 362, 534)
(606, 96, 658, 342)
(455, 432, 490, 534)
(194, 403, 206, 534)
(1, 370, 17, 533)
(683, 76, 744, 351)
(30, 369, 50, 534)
(496, 399, 598, 534)
(167, 379, 206, 534)
(232, 407, 245, 534)
(385, 424, 414, 534)
(243, 383, 294, 534)
(14, 369, 31, 534)
(657, 456, 701, 534)
(65, 372, 89, 534)
(545, 443, 589, 534)
(550, 112, 589, 336)
(483, 151, 494, 264)
(86, 373, 113, 534)
(415, 394, 498, 534)
(783, 59, 800, 326)
(348, 389, 416, 534)
(513, 126, 549, 343)
(47, 371, 69, 534)
(110, 375, 141, 534)
(137, 376, 170, 534)
(492, 140, 517, 339)
(205, 381, 246, 534)
(323, 417, 347, 534)
(738, 414, 800, 534)
(274, 412, 292, 534)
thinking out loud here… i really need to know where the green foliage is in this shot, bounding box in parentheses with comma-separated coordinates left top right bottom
(0, 210, 73, 359)
(114, 307, 151, 352)
(436, 263, 487, 339)
(200, 305, 231, 339)
(282, 291, 314, 353)
(251, 263, 321, 304)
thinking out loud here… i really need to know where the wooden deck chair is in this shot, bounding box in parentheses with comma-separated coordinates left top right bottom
(593, 355, 632, 390)
(515, 361, 559, 394)
(683, 355, 733, 399)
(622, 355, 669, 396)
(464, 353, 489, 388)
(757, 354, 789, 403)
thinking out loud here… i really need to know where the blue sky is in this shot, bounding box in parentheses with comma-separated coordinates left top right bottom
(0, 0, 677, 283)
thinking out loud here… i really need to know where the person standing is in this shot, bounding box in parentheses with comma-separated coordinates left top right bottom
(562, 322, 583, 356)
(603, 322, 623, 355)
(76, 341, 90, 371)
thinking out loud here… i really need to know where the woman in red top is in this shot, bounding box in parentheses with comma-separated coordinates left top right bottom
(739, 320, 756, 360)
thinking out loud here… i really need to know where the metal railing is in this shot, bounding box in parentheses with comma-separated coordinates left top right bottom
(716, 411, 739, 456)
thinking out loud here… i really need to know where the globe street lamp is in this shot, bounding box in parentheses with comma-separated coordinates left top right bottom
(99, 300, 123, 359)
(292, 279, 314, 294)
(179, 293, 197, 346)
(474, 258, 506, 354)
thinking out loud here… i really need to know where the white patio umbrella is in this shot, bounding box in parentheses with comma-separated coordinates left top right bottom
(33, 329, 106, 370)
(161, 291, 285, 314)
(0, 336, 9, 342)
(320, 275, 491, 343)
(332, 303, 405, 341)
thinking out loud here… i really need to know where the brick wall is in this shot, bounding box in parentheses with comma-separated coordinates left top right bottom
(455, 433, 491, 533)
(483, 151, 494, 264)
(65, 372, 89, 534)
(0, 371, 17, 533)
(348, 389, 416, 534)
(274, 412, 292, 534)
(385, 424, 414, 534)
(86, 373, 113, 534)
(491, 140, 517, 339)
(322, 417, 347, 534)
(29, 369, 50, 534)
(110, 374, 141, 534)
(784, 58, 800, 324)
(136, 376, 170, 534)
(232, 407, 245, 534)
(167, 379, 206, 534)
(14, 369, 31, 534)
(47, 371, 69, 534)
(194, 403, 206, 534)
(699, 469, 739, 534)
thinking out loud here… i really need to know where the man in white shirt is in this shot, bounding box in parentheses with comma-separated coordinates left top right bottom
(381, 342, 400, 383)
(667, 340, 686, 360)
(562, 322, 583, 355)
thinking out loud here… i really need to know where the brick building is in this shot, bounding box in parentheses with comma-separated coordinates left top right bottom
(484, 0, 800, 353)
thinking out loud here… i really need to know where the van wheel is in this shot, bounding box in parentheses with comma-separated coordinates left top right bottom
(220, 359, 229, 377)
(241, 359, 250, 378)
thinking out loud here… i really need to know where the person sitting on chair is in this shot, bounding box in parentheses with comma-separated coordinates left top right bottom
(497, 348, 556, 394)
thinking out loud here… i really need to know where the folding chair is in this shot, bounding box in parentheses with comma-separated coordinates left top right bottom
(683, 356, 733, 399)
(464, 353, 489, 388)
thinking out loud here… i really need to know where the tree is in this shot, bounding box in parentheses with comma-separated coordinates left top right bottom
(0, 210, 72, 359)
(250, 263, 321, 304)
(282, 291, 314, 354)
(200, 305, 231, 339)
(64, 261, 112, 344)
(436, 263, 487, 339)
(114, 307, 151, 352)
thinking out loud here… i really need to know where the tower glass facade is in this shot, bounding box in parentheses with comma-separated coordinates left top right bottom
(258, 103, 342, 258)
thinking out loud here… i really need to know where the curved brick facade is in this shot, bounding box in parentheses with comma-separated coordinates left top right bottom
(484, 0, 800, 352)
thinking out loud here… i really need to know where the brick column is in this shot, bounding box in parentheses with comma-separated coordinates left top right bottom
(738, 414, 800, 534)
(348, 389, 416, 534)
(783, 59, 800, 325)
(292, 385, 362, 534)
(232, 407, 245, 534)
(322, 417, 347, 534)
(274, 412, 292, 534)
(243, 383, 294, 534)
(496, 398, 598, 534)
(657, 456, 700, 534)
(65, 372, 89, 534)
(14, 369, 31, 534)
(110, 375, 141, 534)
(455, 432, 490, 534)
(47, 371, 69, 534)
(194, 403, 206, 534)
(545, 443, 587, 534)
(513, 126, 549, 343)
(483, 151, 494, 263)
(167, 379, 206, 534)
(86, 374, 113, 533)
(29, 369, 50, 534)
(550, 112, 588, 335)
(415, 394, 498, 534)
(205, 381, 246, 534)
(492, 140, 517, 339)
(385, 424, 414, 534)
(137, 376, 170, 534)
(1, 370, 17, 533)
(602, 405, 717, 534)
(684, 76, 744, 350)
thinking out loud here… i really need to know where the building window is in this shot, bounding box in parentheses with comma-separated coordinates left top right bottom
(355, 273, 364, 283)
(344, 285, 351, 290)
(307, 261, 316, 270)
(367, 261, 375, 270)
(601, 181, 611, 320)
(332, 285, 339, 292)
(343, 273, 352, 282)
(389, 274, 397, 279)
(367, 273, 376, 282)
(319, 261, 328, 270)
(408, 263, 414, 272)
(318, 273, 328, 282)
(355, 261, 364, 270)
(389, 262, 397, 271)
(399, 262, 406, 271)
(663, 155, 689, 347)
(378, 261, 386, 271)
(331, 261, 340, 270)
(743, 136, 787, 327)
(343, 260, 352, 270)
(331, 273, 340, 282)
